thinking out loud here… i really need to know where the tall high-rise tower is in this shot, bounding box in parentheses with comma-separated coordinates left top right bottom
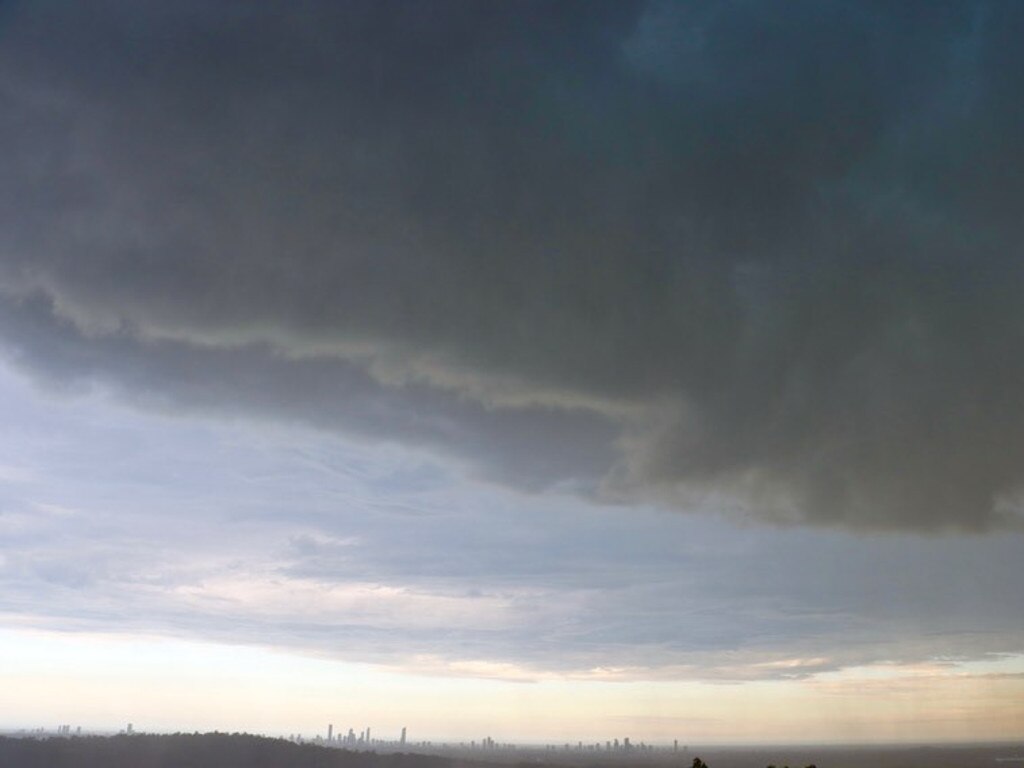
(400, 727, 407, 746)
(328, 724, 334, 742)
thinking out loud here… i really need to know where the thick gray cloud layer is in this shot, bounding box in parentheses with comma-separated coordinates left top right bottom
(2, 0, 1024, 529)
(2, 363, 1022, 679)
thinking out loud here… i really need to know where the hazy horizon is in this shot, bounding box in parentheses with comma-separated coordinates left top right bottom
(4, 718, 1024, 750)
(1, 0, 1023, 748)
(2, 732, 1021, 768)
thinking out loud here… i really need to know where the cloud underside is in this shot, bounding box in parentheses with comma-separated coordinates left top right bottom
(6, 490, 1023, 683)
(3, 0, 1024, 530)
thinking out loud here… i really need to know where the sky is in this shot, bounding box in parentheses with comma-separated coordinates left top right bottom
(1, 0, 1023, 746)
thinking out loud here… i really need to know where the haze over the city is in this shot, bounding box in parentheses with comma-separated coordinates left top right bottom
(1, 0, 1023, 747)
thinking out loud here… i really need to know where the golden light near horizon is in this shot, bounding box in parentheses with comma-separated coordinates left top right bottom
(3, 629, 1023, 745)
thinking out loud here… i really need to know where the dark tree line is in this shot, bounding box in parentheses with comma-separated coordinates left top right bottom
(0, 732, 456, 768)
(694, 760, 817, 768)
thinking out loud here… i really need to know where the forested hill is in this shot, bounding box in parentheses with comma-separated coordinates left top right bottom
(0, 732, 458, 768)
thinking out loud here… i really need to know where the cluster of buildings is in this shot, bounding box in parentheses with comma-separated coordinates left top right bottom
(293, 726, 687, 758)
(296, 724, 408, 749)
(548, 738, 684, 754)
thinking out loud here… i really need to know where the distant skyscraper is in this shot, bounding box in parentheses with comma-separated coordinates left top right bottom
(328, 724, 333, 742)
(400, 727, 406, 745)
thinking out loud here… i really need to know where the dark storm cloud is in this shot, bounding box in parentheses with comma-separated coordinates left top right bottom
(2, 0, 1024, 529)
(0, 295, 617, 490)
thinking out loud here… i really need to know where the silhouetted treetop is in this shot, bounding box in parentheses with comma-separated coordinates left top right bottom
(0, 733, 457, 768)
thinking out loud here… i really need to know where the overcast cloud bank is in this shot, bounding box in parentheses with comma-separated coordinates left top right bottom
(3, 1, 1024, 533)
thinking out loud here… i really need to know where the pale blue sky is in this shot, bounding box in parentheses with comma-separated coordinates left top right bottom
(1, 357, 1022, 741)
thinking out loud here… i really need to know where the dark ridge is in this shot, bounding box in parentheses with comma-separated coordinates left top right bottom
(0, 732, 459, 768)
